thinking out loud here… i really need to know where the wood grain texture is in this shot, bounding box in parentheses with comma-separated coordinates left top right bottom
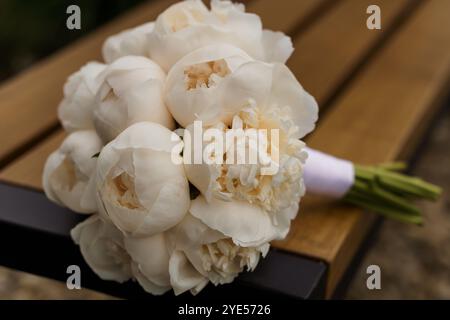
(249, 0, 330, 35)
(0, 131, 66, 190)
(274, 0, 450, 296)
(288, 0, 414, 105)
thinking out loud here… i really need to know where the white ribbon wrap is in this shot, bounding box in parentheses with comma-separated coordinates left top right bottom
(303, 147, 355, 198)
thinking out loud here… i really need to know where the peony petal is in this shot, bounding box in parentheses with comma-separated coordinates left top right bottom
(42, 151, 65, 205)
(106, 122, 180, 153)
(261, 30, 294, 64)
(102, 22, 154, 63)
(172, 213, 225, 249)
(134, 175, 190, 236)
(96, 122, 189, 237)
(59, 130, 102, 176)
(43, 130, 102, 213)
(125, 233, 171, 289)
(165, 44, 252, 127)
(58, 62, 105, 132)
(268, 63, 319, 138)
(131, 263, 171, 295)
(220, 61, 273, 122)
(189, 196, 284, 247)
(171, 214, 224, 279)
(80, 171, 98, 211)
(71, 215, 132, 282)
(184, 162, 220, 202)
(169, 250, 208, 296)
(93, 56, 172, 142)
(148, 0, 213, 71)
(182, 123, 225, 202)
(54, 182, 90, 214)
(148, 0, 270, 70)
(99, 191, 147, 235)
(123, 79, 174, 129)
(210, 0, 263, 59)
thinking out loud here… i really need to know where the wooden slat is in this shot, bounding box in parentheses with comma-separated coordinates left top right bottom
(0, 0, 179, 164)
(0, 131, 66, 190)
(249, 0, 331, 34)
(288, 0, 415, 105)
(274, 0, 450, 296)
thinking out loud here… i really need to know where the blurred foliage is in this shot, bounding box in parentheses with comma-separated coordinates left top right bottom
(0, 0, 146, 81)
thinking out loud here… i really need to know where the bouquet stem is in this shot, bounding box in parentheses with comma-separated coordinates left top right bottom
(342, 163, 442, 225)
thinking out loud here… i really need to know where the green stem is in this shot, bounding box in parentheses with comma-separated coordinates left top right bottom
(342, 162, 441, 225)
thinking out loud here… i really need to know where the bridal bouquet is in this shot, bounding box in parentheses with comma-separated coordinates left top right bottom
(43, 0, 440, 295)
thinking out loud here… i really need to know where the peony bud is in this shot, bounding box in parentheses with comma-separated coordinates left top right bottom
(93, 56, 174, 143)
(43, 130, 102, 214)
(58, 62, 106, 132)
(96, 122, 190, 237)
(102, 22, 155, 63)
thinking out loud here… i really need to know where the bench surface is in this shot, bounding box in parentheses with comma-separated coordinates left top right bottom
(0, 0, 449, 299)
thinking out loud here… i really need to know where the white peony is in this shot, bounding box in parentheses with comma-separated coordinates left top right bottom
(71, 215, 172, 295)
(102, 22, 155, 63)
(165, 44, 252, 128)
(189, 195, 290, 246)
(93, 56, 174, 143)
(165, 44, 318, 134)
(58, 62, 106, 132)
(147, 0, 293, 71)
(71, 215, 132, 283)
(173, 46, 317, 225)
(183, 102, 310, 220)
(125, 232, 172, 294)
(169, 213, 269, 295)
(43, 130, 102, 214)
(96, 122, 190, 237)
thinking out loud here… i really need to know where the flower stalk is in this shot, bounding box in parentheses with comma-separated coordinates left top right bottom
(342, 162, 442, 225)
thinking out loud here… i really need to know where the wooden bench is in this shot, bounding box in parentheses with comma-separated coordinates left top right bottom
(0, 0, 449, 299)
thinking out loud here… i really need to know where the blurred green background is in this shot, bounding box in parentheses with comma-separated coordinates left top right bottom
(0, 0, 145, 82)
